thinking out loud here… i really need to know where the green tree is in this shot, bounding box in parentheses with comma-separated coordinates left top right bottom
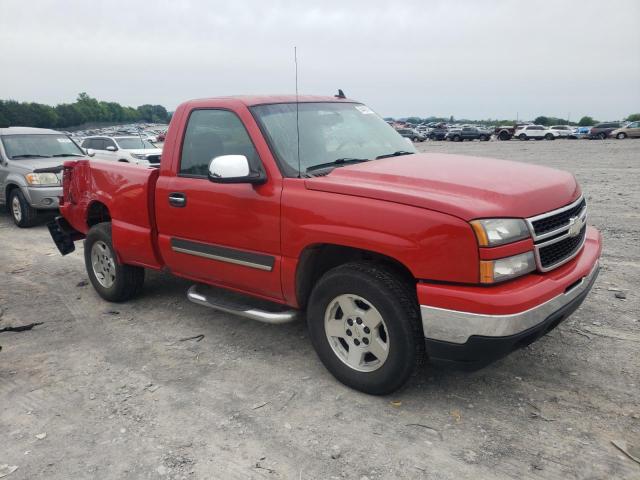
(578, 116, 596, 126)
(625, 113, 640, 122)
(534, 116, 550, 126)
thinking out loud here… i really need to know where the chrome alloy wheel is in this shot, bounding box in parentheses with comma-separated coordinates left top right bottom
(324, 294, 390, 372)
(11, 195, 22, 222)
(91, 240, 116, 288)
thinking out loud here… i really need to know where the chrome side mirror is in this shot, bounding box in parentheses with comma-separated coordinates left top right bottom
(106, 145, 117, 152)
(86, 148, 96, 157)
(208, 155, 265, 184)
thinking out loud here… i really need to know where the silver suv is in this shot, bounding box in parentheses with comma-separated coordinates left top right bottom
(0, 127, 85, 227)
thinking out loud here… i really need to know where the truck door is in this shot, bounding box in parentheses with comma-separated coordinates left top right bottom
(154, 108, 283, 301)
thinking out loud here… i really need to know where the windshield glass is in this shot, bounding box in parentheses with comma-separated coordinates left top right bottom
(1, 134, 84, 159)
(115, 137, 156, 149)
(251, 102, 415, 176)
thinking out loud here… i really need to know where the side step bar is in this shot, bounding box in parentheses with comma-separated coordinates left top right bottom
(187, 284, 299, 325)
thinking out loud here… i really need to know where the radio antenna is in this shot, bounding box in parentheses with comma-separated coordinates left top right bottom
(295, 46, 301, 178)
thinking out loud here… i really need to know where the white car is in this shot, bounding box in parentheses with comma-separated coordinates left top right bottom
(514, 125, 558, 140)
(81, 136, 162, 167)
(549, 125, 576, 139)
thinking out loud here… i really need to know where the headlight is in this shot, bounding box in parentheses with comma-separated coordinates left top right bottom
(480, 251, 536, 284)
(24, 173, 60, 186)
(131, 153, 148, 160)
(470, 218, 530, 246)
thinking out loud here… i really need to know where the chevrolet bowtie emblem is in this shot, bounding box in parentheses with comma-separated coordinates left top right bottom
(568, 215, 584, 237)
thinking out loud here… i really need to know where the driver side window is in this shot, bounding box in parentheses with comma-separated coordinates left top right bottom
(179, 109, 260, 177)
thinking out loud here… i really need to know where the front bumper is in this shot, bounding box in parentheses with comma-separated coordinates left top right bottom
(418, 226, 602, 367)
(24, 185, 62, 209)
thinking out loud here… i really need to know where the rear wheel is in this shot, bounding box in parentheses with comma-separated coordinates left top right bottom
(545, 133, 554, 140)
(617, 132, 627, 139)
(598, 132, 607, 140)
(9, 189, 38, 228)
(498, 131, 511, 141)
(307, 262, 424, 395)
(519, 133, 528, 140)
(480, 135, 489, 141)
(84, 222, 144, 302)
(453, 135, 461, 142)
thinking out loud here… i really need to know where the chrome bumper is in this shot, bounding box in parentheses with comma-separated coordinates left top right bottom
(420, 261, 599, 344)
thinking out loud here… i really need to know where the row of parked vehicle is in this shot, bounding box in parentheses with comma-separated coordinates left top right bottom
(394, 121, 640, 142)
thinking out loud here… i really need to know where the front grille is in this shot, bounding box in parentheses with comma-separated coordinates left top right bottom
(538, 226, 586, 269)
(531, 198, 586, 236)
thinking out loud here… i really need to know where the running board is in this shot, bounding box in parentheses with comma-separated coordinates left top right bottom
(187, 284, 299, 324)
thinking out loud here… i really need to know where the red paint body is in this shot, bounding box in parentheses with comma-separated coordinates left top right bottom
(59, 95, 601, 314)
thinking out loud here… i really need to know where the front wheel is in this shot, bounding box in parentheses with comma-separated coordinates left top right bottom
(545, 133, 554, 140)
(598, 132, 607, 140)
(617, 133, 627, 139)
(84, 222, 144, 302)
(9, 189, 38, 228)
(307, 262, 425, 395)
(519, 133, 528, 140)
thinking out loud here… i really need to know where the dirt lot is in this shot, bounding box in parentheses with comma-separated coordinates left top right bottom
(1, 138, 638, 480)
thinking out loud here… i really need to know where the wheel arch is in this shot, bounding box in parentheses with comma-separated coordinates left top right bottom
(295, 243, 416, 310)
(86, 200, 111, 228)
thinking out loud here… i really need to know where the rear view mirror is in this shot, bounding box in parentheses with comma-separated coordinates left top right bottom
(86, 148, 95, 157)
(208, 155, 265, 184)
(106, 146, 117, 152)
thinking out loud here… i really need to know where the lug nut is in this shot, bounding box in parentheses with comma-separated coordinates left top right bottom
(347, 318, 353, 326)
(354, 339, 360, 346)
(362, 338, 369, 345)
(363, 326, 370, 334)
(346, 329, 352, 336)
(356, 317, 363, 325)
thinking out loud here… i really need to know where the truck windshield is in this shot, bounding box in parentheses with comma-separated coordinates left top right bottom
(1, 134, 84, 159)
(115, 138, 156, 150)
(251, 102, 415, 176)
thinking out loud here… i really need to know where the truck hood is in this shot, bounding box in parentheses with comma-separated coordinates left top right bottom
(304, 153, 580, 220)
(8, 158, 67, 172)
(126, 148, 162, 156)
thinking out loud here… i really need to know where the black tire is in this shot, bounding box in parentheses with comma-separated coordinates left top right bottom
(616, 133, 626, 139)
(412, 137, 419, 142)
(598, 132, 607, 140)
(84, 222, 144, 302)
(480, 135, 489, 141)
(498, 131, 511, 141)
(519, 133, 528, 141)
(453, 135, 461, 142)
(545, 133, 554, 140)
(118, 158, 129, 162)
(307, 262, 424, 395)
(9, 188, 39, 228)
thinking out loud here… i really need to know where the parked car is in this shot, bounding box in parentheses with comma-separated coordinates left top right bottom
(0, 127, 85, 227)
(428, 124, 448, 140)
(81, 136, 162, 166)
(574, 126, 591, 139)
(446, 126, 491, 142)
(515, 125, 558, 140)
(611, 121, 640, 139)
(49, 95, 601, 395)
(494, 123, 531, 141)
(396, 128, 425, 142)
(549, 125, 576, 139)
(588, 122, 622, 139)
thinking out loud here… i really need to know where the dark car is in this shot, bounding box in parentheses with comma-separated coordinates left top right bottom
(446, 127, 491, 142)
(428, 125, 448, 141)
(396, 128, 425, 142)
(588, 122, 621, 139)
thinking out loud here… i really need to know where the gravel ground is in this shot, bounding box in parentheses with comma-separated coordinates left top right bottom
(1, 138, 638, 480)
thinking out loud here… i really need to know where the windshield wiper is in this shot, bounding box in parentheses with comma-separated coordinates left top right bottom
(306, 158, 369, 173)
(51, 153, 84, 157)
(375, 151, 413, 160)
(10, 154, 51, 159)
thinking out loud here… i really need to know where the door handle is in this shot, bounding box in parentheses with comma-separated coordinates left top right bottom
(168, 192, 186, 207)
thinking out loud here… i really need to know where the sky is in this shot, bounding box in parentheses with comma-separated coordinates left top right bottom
(1, 0, 639, 121)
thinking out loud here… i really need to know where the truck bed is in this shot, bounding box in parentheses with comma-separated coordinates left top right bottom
(61, 159, 162, 269)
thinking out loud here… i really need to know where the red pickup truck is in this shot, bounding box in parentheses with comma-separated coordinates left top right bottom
(48, 95, 602, 394)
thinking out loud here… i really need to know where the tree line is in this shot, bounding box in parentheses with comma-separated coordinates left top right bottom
(0, 93, 170, 129)
(387, 113, 640, 127)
